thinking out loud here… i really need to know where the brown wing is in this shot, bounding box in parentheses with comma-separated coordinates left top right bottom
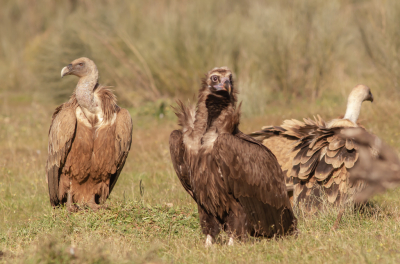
(289, 119, 364, 208)
(213, 132, 296, 236)
(109, 108, 133, 194)
(170, 130, 221, 237)
(169, 130, 194, 198)
(46, 105, 77, 206)
(262, 136, 299, 185)
(250, 124, 305, 185)
(341, 128, 399, 202)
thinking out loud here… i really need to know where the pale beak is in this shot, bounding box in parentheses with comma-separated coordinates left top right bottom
(61, 64, 73, 78)
(61, 66, 69, 78)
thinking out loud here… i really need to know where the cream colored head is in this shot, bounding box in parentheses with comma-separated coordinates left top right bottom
(60, 57, 98, 78)
(343, 84, 373, 124)
(347, 84, 373, 104)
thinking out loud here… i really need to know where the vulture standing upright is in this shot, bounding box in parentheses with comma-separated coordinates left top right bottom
(169, 67, 296, 246)
(46, 57, 133, 210)
(250, 85, 374, 210)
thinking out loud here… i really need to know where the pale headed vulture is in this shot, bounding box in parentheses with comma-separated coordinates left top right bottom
(46, 57, 133, 211)
(169, 67, 297, 246)
(250, 85, 374, 211)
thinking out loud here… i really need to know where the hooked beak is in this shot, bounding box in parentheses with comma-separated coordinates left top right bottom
(213, 77, 231, 93)
(61, 64, 73, 78)
(367, 93, 374, 103)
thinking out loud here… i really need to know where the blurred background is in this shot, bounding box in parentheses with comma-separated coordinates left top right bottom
(1, 0, 400, 234)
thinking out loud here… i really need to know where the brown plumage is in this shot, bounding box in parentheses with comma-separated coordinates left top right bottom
(340, 128, 400, 202)
(46, 57, 133, 211)
(169, 67, 296, 246)
(250, 85, 374, 211)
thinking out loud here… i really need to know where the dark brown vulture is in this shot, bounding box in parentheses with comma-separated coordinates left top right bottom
(46, 57, 133, 211)
(250, 85, 374, 211)
(340, 128, 400, 202)
(169, 67, 296, 246)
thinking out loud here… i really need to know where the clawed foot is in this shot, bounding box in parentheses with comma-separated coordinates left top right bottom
(205, 234, 213, 248)
(204, 235, 235, 247)
(67, 204, 79, 213)
(66, 203, 108, 213)
(84, 202, 108, 211)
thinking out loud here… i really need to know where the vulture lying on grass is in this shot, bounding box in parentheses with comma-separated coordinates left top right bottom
(46, 57, 133, 211)
(169, 67, 296, 246)
(250, 85, 374, 211)
(340, 128, 400, 202)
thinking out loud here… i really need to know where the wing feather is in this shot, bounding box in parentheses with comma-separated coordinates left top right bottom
(213, 132, 296, 236)
(169, 130, 194, 198)
(109, 108, 133, 194)
(46, 105, 77, 206)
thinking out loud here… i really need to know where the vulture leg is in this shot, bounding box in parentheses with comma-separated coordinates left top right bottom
(87, 195, 101, 211)
(66, 189, 77, 212)
(332, 208, 345, 230)
(99, 185, 109, 206)
(224, 209, 248, 242)
(205, 235, 213, 248)
(198, 205, 220, 247)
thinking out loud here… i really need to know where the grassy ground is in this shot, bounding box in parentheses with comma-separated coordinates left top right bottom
(1, 97, 400, 263)
(2, 0, 400, 263)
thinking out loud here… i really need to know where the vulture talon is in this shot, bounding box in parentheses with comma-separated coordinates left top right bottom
(205, 235, 213, 248)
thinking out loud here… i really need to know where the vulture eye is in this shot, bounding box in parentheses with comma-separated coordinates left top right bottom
(211, 75, 218, 82)
(78, 63, 84, 66)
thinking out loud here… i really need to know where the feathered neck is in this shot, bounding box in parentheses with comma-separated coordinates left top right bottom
(193, 84, 239, 136)
(343, 94, 364, 124)
(191, 89, 211, 139)
(75, 66, 99, 113)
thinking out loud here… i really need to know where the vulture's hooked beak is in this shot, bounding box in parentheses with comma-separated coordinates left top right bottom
(61, 64, 73, 78)
(367, 93, 374, 103)
(213, 77, 232, 94)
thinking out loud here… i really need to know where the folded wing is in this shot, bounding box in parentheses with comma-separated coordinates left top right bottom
(46, 105, 77, 206)
(213, 132, 296, 236)
(110, 108, 133, 194)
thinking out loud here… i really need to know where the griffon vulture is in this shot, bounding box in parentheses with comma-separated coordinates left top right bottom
(169, 67, 296, 246)
(250, 85, 374, 210)
(46, 57, 133, 211)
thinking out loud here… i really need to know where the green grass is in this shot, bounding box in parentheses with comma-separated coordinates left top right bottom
(1, 101, 400, 263)
(2, 196, 400, 263)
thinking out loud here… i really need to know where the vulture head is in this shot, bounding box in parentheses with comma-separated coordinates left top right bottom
(202, 67, 236, 101)
(334, 84, 374, 127)
(61, 57, 98, 78)
(348, 84, 374, 104)
(200, 67, 239, 130)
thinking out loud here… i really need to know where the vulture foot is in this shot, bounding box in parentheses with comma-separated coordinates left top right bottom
(205, 235, 213, 248)
(85, 202, 103, 211)
(67, 204, 79, 213)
